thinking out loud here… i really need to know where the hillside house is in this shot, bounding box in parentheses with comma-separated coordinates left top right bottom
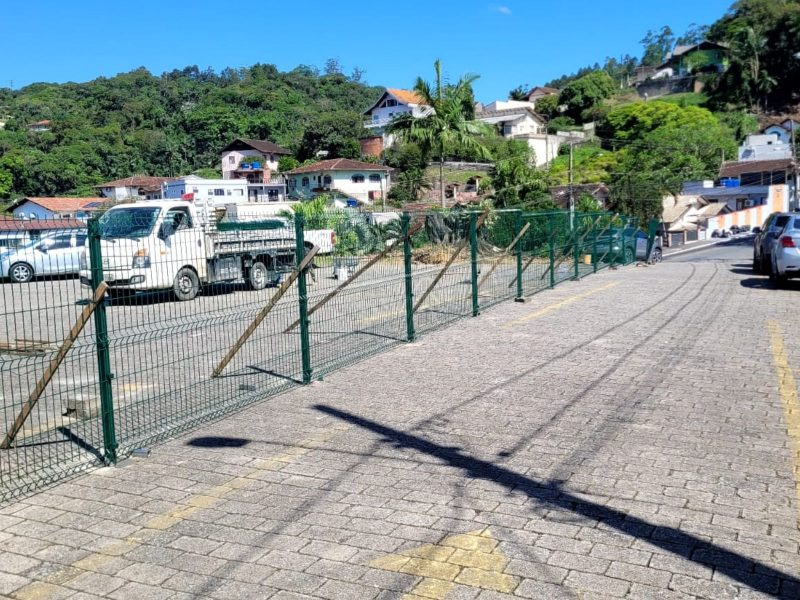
(6, 197, 103, 221)
(27, 120, 51, 133)
(761, 119, 800, 146)
(286, 158, 390, 204)
(523, 86, 559, 104)
(363, 88, 431, 149)
(220, 139, 292, 182)
(475, 101, 563, 167)
(97, 176, 174, 201)
(655, 41, 728, 79)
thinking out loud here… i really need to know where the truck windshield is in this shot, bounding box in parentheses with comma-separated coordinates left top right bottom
(100, 207, 161, 239)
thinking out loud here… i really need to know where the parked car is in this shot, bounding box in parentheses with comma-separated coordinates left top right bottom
(594, 228, 662, 264)
(0, 231, 86, 283)
(740, 224, 751, 233)
(730, 225, 741, 235)
(753, 212, 792, 274)
(769, 215, 800, 285)
(711, 229, 722, 238)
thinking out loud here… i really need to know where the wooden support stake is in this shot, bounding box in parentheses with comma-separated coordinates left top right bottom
(1, 282, 109, 449)
(212, 246, 319, 378)
(477, 221, 530, 291)
(284, 222, 423, 333)
(540, 214, 613, 280)
(413, 211, 488, 314)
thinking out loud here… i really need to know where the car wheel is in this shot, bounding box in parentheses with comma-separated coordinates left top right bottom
(623, 247, 635, 264)
(650, 248, 663, 264)
(246, 261, 269, 291)
(9, 262, 34, 283)
(173, 267, 200, 301)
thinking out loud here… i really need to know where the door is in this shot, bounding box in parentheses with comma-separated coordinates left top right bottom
(161, 207, 205, 281)
(35, 233, 77, 275)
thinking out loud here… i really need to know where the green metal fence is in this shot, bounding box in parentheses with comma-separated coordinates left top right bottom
(0, 207, 643, 502)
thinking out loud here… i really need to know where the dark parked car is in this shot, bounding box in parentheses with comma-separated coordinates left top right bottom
(753, 212, 792, 274)
(594, 228, 662, 264)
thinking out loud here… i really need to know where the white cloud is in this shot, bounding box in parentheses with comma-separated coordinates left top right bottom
(491, 5, 512, 15)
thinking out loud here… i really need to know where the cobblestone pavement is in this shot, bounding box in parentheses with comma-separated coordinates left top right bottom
(1, 244, 799, 600)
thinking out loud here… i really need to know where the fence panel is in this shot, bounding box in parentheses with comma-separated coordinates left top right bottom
(0, 206, 638, 502)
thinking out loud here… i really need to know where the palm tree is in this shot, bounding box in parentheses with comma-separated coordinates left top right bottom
(388, 60, 491, 207)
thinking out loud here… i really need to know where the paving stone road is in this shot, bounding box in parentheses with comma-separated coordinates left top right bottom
(1, 238, 799, 600)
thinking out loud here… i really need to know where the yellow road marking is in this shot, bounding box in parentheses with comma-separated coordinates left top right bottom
(501, 282, 619, 329)
(370, 527, 517, 598)
(767, 320, 800, 528)
(11, 424, 348, 600)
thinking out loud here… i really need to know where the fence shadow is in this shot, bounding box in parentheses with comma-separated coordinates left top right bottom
(314, 404, 798, 599)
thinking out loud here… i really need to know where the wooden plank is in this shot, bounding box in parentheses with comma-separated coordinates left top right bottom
(413, 211, 488, 314)
(477, 221, 531, 290)
(284, 222, 423, 333)
(212, 246, 319, 378)
(1, 282, 109, 449)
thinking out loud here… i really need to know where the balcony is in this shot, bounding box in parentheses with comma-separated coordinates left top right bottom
(364, 117, 393, 129)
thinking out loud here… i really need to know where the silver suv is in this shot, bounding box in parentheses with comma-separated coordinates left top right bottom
(753, 212, 792, 274)
(0, 231, 87, 283)
(769, 214, 800, 285)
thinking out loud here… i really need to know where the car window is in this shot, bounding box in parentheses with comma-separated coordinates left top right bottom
(774, 215, 791, 230)
(793, 217, 800, 231)
(74, 234, 87, 247)
(165, 208, 193, 231)
(44, 235, 73, 251)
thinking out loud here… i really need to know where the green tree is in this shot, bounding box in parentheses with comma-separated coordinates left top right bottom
(508, 85, 529, 101)
(558, 71, 617, 121)
(640, 26, 676, 67)
(489, 141, 552, 209)
(534, 94, 559, 120)
(297, 111, 365, 161)
(387, 59, 491, 207)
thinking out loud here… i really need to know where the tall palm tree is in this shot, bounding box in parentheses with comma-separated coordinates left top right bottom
(388, 60, 491, 207)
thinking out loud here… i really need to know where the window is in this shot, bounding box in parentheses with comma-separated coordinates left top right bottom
(302, 177, 310, 187)
(213, 189, 225, 196)
(164, 207, 193, 231)
(44, 235, 73, 251)
(369, 174, 381, 183)
(793, 218, 800, 230)
(232, 189, 244, 196)
(228, 155, 235, 164)
(207, 189, 214, 195)
(75, 234, 87, 247)
(351, 174, 365, 183)
(323, 175, 332, 185)
(387, 99, 397, 107)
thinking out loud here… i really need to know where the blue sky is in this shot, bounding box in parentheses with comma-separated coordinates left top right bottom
(1, 0, 733, 101)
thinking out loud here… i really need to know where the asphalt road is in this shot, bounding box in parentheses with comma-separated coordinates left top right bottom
(666, 235, 756, 263)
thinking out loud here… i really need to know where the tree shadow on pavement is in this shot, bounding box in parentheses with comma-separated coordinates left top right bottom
(314, 404, 800, 599)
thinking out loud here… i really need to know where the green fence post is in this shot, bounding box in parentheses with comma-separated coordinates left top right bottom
(401, 213, 416, 342)
(469, 212, 479, 316)
(592, 219, 598, 274)
(548, 214, 556, 288)
(622, 220, 629, 265)
(515, 211, 524, 302)
(573, 221, 580, 280)
(294, 214, 313, 384)
(645, 218, 660, 263)
(88, 218, 117, 464)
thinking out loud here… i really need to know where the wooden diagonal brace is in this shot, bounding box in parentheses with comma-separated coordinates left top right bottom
(413, 211, 488, 314)
(477, 221, 530, 291)
(1, 282, 109, 449)
(284, 221, 423, 333)
(212, 245, 319, 378)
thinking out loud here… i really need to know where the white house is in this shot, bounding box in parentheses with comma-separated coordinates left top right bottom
(220, 138, 292, 181)
(737, 134, 792, 161)
(6, 197, 103, 221)
(286, 158, 390, 204)
(363, 88, 431, 148)
(27, 120, 51, 133)
(162, 176, 249, 206)
(97, 176, 173, 201)
(761, 119, 800, 146)
(475, 103, 563, 166)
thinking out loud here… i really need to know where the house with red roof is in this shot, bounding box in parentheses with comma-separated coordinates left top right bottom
(6, 197, 104, 221)
(96, 175, 175, 201)
(286, 158, 390, 204)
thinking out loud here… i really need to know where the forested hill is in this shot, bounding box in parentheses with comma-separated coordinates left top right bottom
(0, 64, 382, 198)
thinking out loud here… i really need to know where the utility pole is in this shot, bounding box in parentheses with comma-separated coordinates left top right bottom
(568, 142, 575, 230)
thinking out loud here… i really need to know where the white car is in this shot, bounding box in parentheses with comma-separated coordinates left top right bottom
(769, 214, 800, 286)
(0, 231, 86, 283)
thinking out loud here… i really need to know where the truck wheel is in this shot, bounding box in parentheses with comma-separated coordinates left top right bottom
(623, 247, 635, 264)
(650, 248, 662, 264)
(9, 262, 34, 283)
(247, 262, 269, 291)
(173, 268, 200, 301)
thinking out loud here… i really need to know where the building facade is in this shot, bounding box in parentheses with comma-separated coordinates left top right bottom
(286, 158, 390, 204)
(220, 139, 292, 181)
(97, 176, 173, 201)
(7, 197, 102, 221)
